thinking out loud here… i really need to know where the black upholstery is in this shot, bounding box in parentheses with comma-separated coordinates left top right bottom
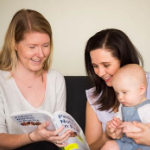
(64, 76, 93, 132)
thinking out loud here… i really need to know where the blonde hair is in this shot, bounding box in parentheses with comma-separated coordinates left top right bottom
(0, 9, 53, 73)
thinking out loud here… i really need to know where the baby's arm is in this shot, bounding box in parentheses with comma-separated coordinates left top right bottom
(120, 122, 142, 133)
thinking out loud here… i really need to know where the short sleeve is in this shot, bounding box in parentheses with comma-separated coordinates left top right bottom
(0, 87, 7, 133)
(85, 87, 101, 113)
(55, 72, 66, 112)
(146, 72, 150, 99)
(138, 103, 150, 123)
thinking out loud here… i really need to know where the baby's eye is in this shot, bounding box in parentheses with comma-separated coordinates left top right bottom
(123, 92, 126, 94)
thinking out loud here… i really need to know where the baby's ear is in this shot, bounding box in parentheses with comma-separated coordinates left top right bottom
(139, 84, 146, 95)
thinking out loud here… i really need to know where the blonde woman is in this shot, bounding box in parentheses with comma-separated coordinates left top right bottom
(0, 9, 70, 150)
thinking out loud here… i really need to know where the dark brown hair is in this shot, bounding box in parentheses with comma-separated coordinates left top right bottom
(85, 28, 143, 111)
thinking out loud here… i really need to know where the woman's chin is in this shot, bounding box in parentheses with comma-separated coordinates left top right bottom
(105, 82, 112, 87)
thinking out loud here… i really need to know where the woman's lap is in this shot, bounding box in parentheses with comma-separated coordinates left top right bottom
(14, 141, 60, 150)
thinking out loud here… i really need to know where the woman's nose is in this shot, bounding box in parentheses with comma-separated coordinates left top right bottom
(97, 67, 106, 77)
(37, 47, 44, 57)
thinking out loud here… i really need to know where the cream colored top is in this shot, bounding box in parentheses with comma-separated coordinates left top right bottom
(0, 69, 66, 134)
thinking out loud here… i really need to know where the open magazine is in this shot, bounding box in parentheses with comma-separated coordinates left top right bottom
(11, 110, 90, 150)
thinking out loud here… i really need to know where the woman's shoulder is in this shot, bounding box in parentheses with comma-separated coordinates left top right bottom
(86, 87, 95, 95)
(47, 69, 65, 81)
(0, 70, 10, 79)
(86, 87, 102, 104)
(146, 72, 150, 79)
(146, 72, 150, 99)
(47, 69, 63, 77)
(146, 72, 150, 85)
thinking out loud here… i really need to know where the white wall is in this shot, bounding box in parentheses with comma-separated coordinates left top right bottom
(0, 0, 150, 75)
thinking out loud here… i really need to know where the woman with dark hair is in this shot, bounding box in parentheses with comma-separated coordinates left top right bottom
(0, 9, 71, 150)
(84, 29, 150, 150)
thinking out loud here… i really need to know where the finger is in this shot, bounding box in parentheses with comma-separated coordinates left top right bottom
(114, 117, 119, 122)
(108, 123, 115, 129)
(55, 132, 71, 144)
(126, 132, 138, 139)
(54, 126, 65, 135)
(49, 129, 71, 141)
(119, 124, 125, 128)
(44, 126, 66, 139)
(38, 121, 49, 130)
(116, 129, 122, 135)
(111, 133, 118, 139)
(55, 142, 68, 147)
(115, 118, 123, 124)
(133, 121, 146, 131)
(51, 126, 66, 136)
(109, 127, 115, 133)
(113, 116, 117, 120)
(109, 123, 117, 129)
(114, 117, 121, 124)
(146, 123, 150, 128)
(112, 120, 118, 126)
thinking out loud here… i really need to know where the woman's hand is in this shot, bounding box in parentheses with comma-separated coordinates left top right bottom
(119, 121, 142, 133)
(106, 117, 123, 139)
(126, 121, 150, 146)
(30, 121, 71, 147)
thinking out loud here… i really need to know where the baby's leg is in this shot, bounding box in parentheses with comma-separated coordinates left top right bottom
(101, 140, 119, 150)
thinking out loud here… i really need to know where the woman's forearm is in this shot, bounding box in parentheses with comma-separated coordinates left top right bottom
(0, 133, 32, 149)
(89, 132, 109, 150)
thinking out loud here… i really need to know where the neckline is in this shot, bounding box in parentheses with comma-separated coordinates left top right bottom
(10, 72, 48, 109)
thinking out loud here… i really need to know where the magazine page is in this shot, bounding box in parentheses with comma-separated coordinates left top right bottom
(11, 110, 56, 133)
(53, 111, 90, 150)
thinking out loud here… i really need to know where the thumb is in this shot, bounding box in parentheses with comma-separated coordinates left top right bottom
(38, 121, 49, 130)
(146, 123, 150, 128)
(133, 121, 145, 130)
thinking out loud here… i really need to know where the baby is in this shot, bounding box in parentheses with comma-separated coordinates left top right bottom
(101, 64, 150, 150)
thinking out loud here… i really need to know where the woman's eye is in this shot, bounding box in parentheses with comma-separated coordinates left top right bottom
(123, 92, 126, 94)
(104, 65, 109, 68)
(43, 45, 49, 48)
(29, 46, 35, 49)
(93, 65, 98, 68)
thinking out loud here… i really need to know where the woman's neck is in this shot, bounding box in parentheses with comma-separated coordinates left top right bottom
(13, 62, 39, 79)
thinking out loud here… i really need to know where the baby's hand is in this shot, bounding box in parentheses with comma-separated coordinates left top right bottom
(120, 122, 142, 133)
(108, 117, 122, 130)
(106, 117, 123, 139)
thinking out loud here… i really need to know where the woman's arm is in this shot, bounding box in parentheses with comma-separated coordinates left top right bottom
(85, 101, 108, 150)
(85, 101, 102, 144)
(0, 133, 31, 149)
(0, 122, 71, 149)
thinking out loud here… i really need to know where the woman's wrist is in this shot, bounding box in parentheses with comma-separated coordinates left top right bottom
(28, 132, 35, 142)
(105, 131, 112, 140)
